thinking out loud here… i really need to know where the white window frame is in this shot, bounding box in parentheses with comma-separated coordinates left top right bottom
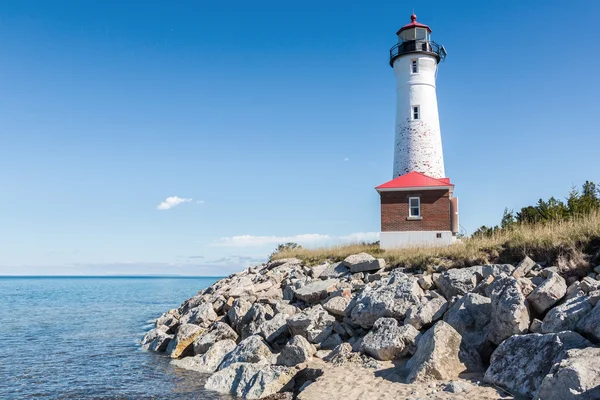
(409, 197, 421, 217)
(411, 59, 419, 74)
(412, 105, 420, 120)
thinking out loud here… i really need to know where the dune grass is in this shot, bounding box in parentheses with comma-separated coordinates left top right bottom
(270, 211, 600, 273)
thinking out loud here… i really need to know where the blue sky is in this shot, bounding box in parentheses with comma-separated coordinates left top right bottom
(1, 1, 599, 275)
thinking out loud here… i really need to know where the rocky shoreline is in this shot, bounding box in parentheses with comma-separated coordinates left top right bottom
(142, 253, 600, 399)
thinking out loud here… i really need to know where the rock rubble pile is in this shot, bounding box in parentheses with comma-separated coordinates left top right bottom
(142, 252, 600, 399)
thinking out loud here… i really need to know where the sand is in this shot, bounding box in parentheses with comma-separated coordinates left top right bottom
(297, 359, 514, 400)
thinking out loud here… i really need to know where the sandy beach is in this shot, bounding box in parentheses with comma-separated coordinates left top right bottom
(298, 359, 514, 400)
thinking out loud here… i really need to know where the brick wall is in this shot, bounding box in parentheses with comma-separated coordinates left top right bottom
(380, 189, 451, 232)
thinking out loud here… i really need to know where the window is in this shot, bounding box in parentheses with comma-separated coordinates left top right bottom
(411, 59, 419, 73)
(436, 233, 442, 239)
(409, 197, 420, 217)
(412, 105, 420, 120)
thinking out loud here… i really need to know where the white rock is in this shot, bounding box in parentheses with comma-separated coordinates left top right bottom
(193, 322, 238, 355)
(322, 295, 351, 317)
(404, 296, 448, 330)
(512, 256, 537, 278)
(534, 347, 600, 400)
(172, 339, 236, 373)
(406, 321, 483, 383)
(361, 317, 420, 361)
(205, 362, 295, 399)
(219, 335, 273, 370)
(276, 335, 316, 367)
(542, 294, 593, 333)
(484, 331, 590, 398)
(179, 303, 218, 327)
(487, 276, 530, 345)
(343, 253, 385, 273)
(287, 305, 335, 344)
(527, 272, 567, 314)
(293, 279, 339, 304)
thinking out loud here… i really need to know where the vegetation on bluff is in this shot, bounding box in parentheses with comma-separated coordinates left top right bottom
(270, 181, 600, 274)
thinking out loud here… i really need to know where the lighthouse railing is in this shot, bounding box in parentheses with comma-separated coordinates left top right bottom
(389, 40, 445, 65)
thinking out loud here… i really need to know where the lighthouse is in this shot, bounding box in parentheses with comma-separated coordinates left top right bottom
(376, 14, 458, 249)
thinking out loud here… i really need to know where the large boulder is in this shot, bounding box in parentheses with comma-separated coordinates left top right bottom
(406, 321, 483, 383)
(576, 302, 600, 342)
(193, 322, 239, 355)
(219, 335, 274, 370)
(486, 276, 530, 345)
(343, 253, 385, 273)
(276, 335, 316, 367)
(240, 303, 275, 339)
(534, 347, 600, 400)
(322, 295, 351, 317)
(179, 303, 218, 327)
(542, 294, 593, 333)
(228, 298, 253, 333)
(443, 293, 492, 355)
(434, 266, 482, 299)
(293, 279, 338, 304)
(484, 331, 591, 398)
(287, 305, 335, 344)
(167, 324, 205, 358)
(527, 272, 567, 314)
(155, 312, 179, 332)
(360, 317, 420, 361)
(404, 296, 448, 330)
(172, 339, 236, 373)
(205, 362, 295, 399)
(350, 275, 423, 328)
(141, 328, 173, 352)
(256, 313, 290, 345)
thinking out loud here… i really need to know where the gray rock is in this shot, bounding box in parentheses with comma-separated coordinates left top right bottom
(542, 295, 593, 333)
(350, 276, 423, 328)
(142, 328, 173, 352)
(320, 333, 343, 350)
(417, 275, 434, 290)
(487, 276, 530, 345)
(343, 253, 385, 273)
(323, 343, 352, 363)
(276, 335, 316, 367)
(589, 290, 600, 306)
(167, 323, 205, 358)
(256, 313, 290, 344)
(434, 266, 483, 299)
(227, 298, 252, 333)
(319, 262, 350, 279)
(534, 347, 600, 400)
(530, 318, 543, 333)
(287, 305, 335, 344)
(444, 293, 492, 353)
(240, 303, 274, 339)
(293, 279, 338, 304)
(172, 339, 236, 373)
(219, 335, 273, 370)
(193, 322, 239, 355)
(527, 272, 567, 314)
(156, 313, 179, 332)
(205, 362, 295, 399)
(445, 381, 473, 394)
(270, 301, 299, 316)
(576, 302, 600, 342)
(512, 256, 537, 278)
(484, 331, 591, 398)
(361, 317, 420, 361)
(179, 303, 218, 327)
(517, 277, 536, 296)
(267, 258, 302, 269)
(580, 276, 600, 293)
(310, 262, 329, 279)
(322, 295, 351, 317)
(406, 321, 483, 383)
(404, 296, 448, 330)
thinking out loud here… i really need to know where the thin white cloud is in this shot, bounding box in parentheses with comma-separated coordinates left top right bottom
(156, 196, 192, 210)
(344, 157, 349, 162)
(213, 232, 379, 248)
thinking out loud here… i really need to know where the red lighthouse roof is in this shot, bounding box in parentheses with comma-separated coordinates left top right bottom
(397, 14, 432, 35)
(376, 171, 453, 191)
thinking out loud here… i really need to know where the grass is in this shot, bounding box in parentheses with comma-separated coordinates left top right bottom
(270, 211, 600, 274)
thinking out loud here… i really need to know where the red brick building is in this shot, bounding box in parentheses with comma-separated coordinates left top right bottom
(376, 172, 458, 248)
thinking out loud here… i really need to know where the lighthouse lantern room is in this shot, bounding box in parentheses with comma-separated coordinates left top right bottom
(376, 14, 458, 249)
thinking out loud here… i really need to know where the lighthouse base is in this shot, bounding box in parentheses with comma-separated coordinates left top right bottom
(379, 231, 456, 249)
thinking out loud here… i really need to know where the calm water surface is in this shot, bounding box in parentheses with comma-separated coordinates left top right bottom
(0, 276, 235, 399)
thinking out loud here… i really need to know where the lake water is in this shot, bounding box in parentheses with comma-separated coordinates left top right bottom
(0, 276, 235, 399)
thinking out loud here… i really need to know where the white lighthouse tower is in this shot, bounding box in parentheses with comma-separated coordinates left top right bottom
(375, 14, 458, 249)
(391, 14, 447, 179)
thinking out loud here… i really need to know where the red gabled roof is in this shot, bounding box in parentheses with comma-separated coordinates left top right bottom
(397, 14, 432, 35)
(376, 171, 453, 191)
